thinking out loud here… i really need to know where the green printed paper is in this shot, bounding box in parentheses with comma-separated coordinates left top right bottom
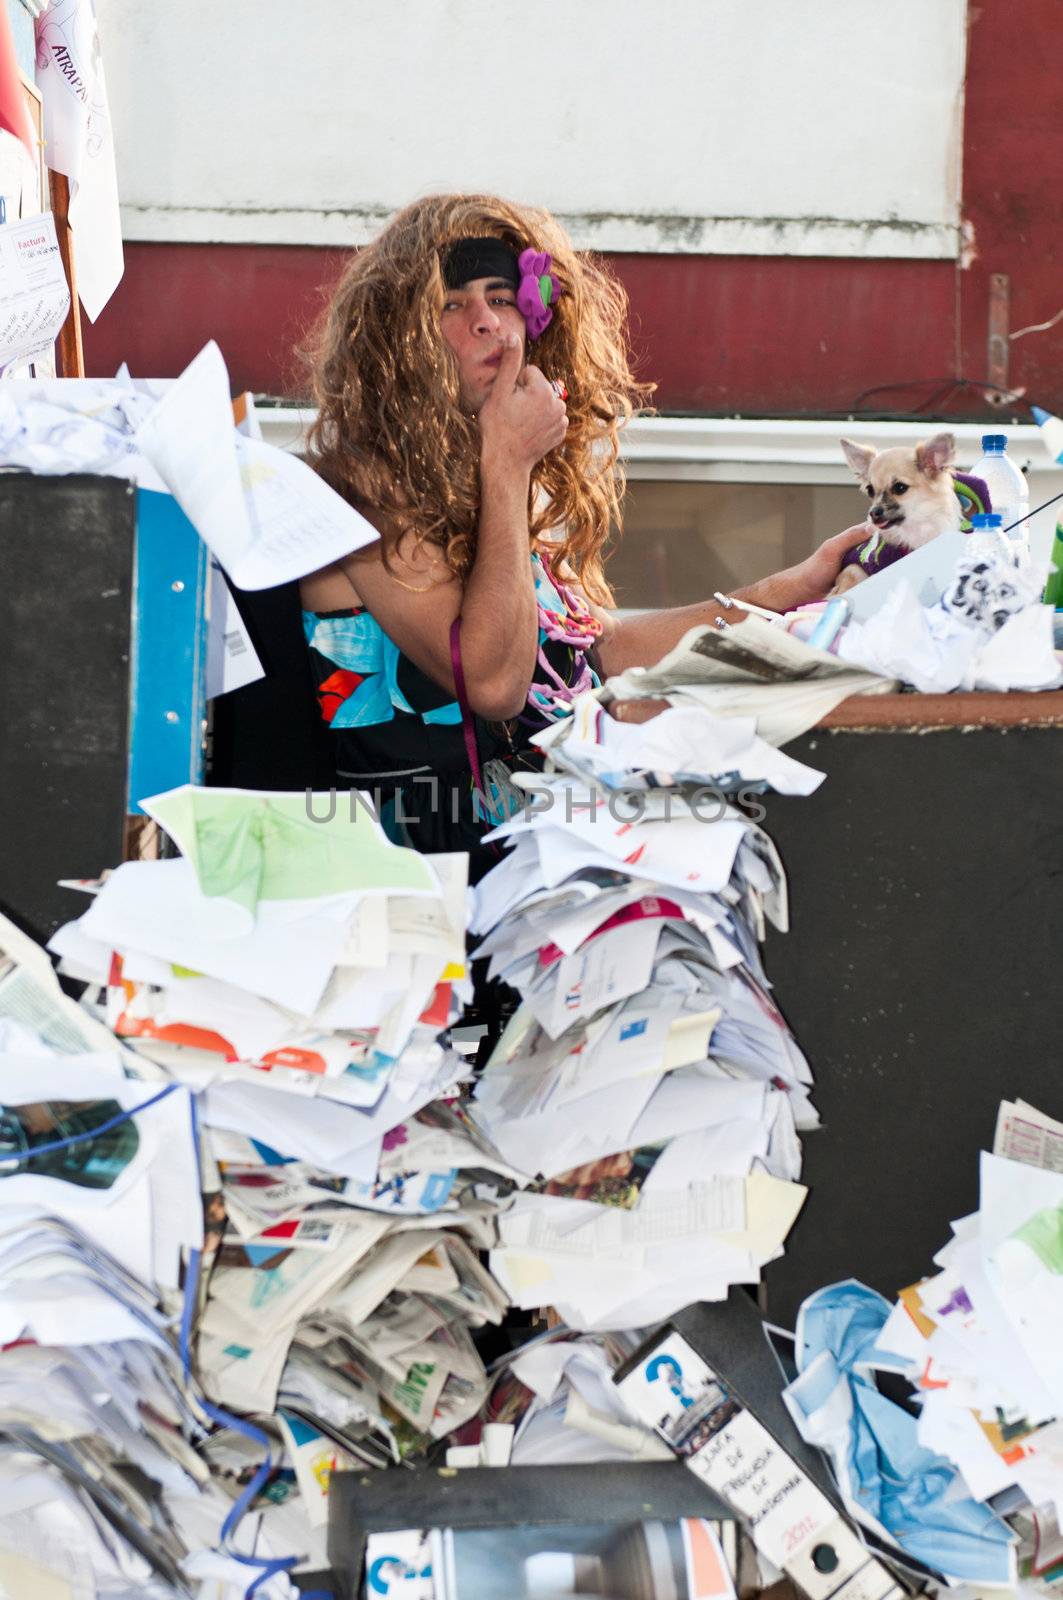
(1012, 1204, 1063, 1273)
(140, 785, 437, 911)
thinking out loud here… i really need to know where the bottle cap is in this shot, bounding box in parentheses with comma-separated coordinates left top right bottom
(971, 512, 1003, 527)
(981, 434, 1007, 451)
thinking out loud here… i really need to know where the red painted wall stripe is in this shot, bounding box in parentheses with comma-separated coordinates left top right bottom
(81, 244, 962, 416)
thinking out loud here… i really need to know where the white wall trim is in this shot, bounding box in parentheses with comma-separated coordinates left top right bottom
(616, 416, 1047, 483)
(258, 409, 1046, 481)
(120, 204, 959, 261)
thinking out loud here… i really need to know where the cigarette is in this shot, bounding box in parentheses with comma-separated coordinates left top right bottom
(551, 379, 569, 401)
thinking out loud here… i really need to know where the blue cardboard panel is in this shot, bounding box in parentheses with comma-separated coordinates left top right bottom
(128, 489, 208, 813)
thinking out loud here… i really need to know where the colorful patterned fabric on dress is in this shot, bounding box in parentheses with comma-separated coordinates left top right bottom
(301, 549, 603, 874)
(303, 549, 600, 736)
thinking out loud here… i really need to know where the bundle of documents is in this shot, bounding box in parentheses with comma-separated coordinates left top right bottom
(46, 787, 525, 1418)
(0, 919, 305, 1597)
(50, 784, 470, 1114)
(783, 1098, 1063, 1590)
(0, 681, 840, 1587)
(0, 341, 377, 589)
(836, 548, 1062, 694)
(17, 785, 531, 1587)
(467, 696, 814, 1329)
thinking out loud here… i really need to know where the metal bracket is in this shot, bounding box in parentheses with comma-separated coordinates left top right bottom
(986, 272, 1010, 404)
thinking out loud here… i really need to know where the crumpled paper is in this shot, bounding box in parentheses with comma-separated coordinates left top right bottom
(783, 1279, 1015, 1585)
(837, 546, 1062, 694)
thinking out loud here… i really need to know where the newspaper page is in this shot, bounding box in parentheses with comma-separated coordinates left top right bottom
(993, 1099, 1063, 1174)
(598, 619, 897, 747)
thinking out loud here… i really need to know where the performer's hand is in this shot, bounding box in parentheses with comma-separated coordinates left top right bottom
(479, 334, 568, 474)
(738, 523, 872, 613)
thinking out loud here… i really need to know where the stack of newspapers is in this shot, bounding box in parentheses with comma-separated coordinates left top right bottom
(0, 687, 829, 1592)
(5, 789, 517, 1589)
(0, 917, 303, 1596)
(469, 693, 821, 1330)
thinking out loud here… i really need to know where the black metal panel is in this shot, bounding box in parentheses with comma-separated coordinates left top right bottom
(0, 473, 136, 940)
(329, 1461, 732, 1600)
(761, 722, 1063, 1324)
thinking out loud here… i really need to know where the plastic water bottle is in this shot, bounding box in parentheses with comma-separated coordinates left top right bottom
(968, 511, 1011, 563)
(970, 434, 1030, 553)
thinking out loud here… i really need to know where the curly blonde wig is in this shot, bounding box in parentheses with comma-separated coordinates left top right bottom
(304, 193, 653, 604)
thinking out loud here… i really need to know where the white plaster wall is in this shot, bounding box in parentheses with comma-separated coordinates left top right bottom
(97, 0, 967, 258)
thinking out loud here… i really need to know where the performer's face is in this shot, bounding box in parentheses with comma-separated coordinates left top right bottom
(440, 275, 526, 412)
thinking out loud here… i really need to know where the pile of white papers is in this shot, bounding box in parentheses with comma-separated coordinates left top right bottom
(467, 695, 814, 1329)
(485, 1328, 670, 1468)
(786, 1099, 1063, 1589)
(51, 785, 468, 1106)
(0, 684, 843, 1584)
(882, 1099, 1063, 1518)
(23, 787, 536, 1585)
(47, 786, 521, 1415)
(837, 545, 1062, 694)
(0, 916, 301, 1598)
(0, 342, 377, 589)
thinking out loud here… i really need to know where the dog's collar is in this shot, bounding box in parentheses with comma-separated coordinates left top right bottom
(840, 533, 912, 577)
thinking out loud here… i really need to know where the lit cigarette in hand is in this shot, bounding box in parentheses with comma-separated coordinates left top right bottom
(550, 379, 568, 401)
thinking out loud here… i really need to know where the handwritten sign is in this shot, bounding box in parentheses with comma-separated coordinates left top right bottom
(0, 212, 70, 374)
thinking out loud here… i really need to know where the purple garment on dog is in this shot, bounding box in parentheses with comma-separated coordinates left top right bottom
(838, 471, 992, 578)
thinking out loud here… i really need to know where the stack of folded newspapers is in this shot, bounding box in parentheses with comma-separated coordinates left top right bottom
(9, 789, 517, 1589)
(468, 692, 822, 1330)
(0, 917, 302, 1596)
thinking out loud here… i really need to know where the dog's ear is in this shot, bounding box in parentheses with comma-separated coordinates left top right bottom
(915, 432, 956, 478)
(840, 439, 876, 479)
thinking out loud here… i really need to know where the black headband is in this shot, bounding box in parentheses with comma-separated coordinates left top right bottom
(441, 236, 520, 291)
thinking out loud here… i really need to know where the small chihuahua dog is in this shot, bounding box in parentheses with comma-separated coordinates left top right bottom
(833, 432, 960, 592)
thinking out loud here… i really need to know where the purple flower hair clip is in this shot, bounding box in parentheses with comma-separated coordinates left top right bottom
(516, 248, 560, 341)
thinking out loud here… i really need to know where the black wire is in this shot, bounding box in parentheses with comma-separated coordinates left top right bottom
(842, 377, 1063, 527)
(911, 381, 965, 416)
(1002, 487, 1063, 534)
(849, 376, 1032, 415)
(850, 377, 956, 408)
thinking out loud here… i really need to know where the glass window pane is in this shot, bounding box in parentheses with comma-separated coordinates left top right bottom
(605, 481, 860, 609)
